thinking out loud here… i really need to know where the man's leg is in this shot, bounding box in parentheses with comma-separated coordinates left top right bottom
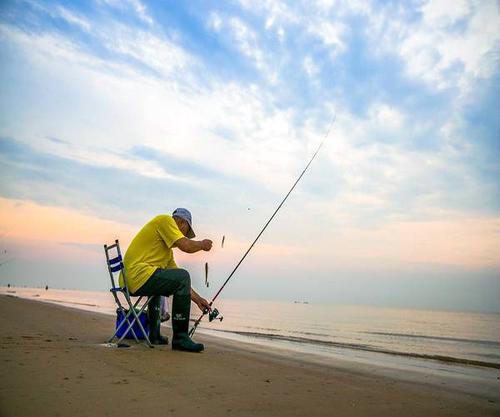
(147, 295, 162, 343)
(133, 268, 204, 352)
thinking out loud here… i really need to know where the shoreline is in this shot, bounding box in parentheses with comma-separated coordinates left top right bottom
(1, 294, 499, 417)
(208, 328, 500, 370)
(3, 286, 500, 374)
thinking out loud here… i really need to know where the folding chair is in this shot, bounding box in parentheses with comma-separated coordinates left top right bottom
(104, 239, 153, 348)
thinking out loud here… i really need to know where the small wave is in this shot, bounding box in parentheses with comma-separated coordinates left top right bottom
(241, 327, 328, 338)
(479, 353, 500, 360)
(364, 331, 500, 348)
(211, 329, 500, 370)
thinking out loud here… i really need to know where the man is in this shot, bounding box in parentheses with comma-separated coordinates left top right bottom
(119, 208, 212, 352)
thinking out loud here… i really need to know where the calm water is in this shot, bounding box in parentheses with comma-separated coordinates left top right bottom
(2, 287, 500, 370)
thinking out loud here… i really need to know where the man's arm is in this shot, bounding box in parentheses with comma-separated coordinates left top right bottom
(172, 236, 213, 312)
(173, 237, 212, 253)
(191, 288, 211, 312)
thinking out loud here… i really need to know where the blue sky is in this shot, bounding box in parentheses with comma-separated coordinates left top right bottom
(0, 0, 499, 311)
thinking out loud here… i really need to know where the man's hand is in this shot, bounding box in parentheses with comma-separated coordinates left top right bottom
(195, 296, 211, 313)
(191, 288, 211, 313)
(201, 239, 213, 251)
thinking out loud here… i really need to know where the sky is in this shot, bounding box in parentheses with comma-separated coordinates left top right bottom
(0, 0, 499, 312)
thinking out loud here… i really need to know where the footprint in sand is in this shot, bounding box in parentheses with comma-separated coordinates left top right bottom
(112, 379, 129, 385)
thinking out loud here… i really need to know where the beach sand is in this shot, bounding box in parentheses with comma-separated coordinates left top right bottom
(0, 295, 498, 417)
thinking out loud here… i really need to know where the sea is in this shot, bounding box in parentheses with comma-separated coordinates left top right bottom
(2, 286, 500, 391)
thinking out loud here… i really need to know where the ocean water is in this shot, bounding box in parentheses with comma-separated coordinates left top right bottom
(2, 286, 500, 372)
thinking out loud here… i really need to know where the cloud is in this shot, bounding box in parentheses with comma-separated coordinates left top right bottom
(0, 135, 281, 236)
(56, 5, 92, 32)
(1, 1, 497, 219)
(235, 0, 296, 27)
(0, 20, 319, 196)
(98, 0, 153, 26)
(98, 23, 194, 78)
(1, 4, 498, 232)
(292, 99, 500, 230)
(303, 55, 319, 78)
(22, 1, 92, 32)
(208, 12, 223, 32)
(228, 17, 266, 69)
(307, 19, 347, 56)
(370, 0, 500, 93)
(207, 13, 279, 83)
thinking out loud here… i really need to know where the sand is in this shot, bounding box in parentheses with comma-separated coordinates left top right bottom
(0, 294, 498, 417)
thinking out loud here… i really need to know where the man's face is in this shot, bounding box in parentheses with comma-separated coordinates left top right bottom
(175, 217, 190, 237)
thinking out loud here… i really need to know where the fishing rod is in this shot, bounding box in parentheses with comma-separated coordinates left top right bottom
(189, 116, 336, 336)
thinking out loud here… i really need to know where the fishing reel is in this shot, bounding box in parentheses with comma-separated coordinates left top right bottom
(208, 308, 223, 322)
(189, 307, 223, 337)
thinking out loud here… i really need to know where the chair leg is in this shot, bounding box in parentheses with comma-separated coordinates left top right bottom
(111, 297, 153, 348)
(115, 309, 141, 344)
(108, 307, 130, 343)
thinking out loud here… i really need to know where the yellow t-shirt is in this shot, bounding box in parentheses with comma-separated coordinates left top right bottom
(120, 215, 185, 294)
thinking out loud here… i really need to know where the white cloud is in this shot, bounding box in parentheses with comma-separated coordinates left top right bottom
(208, 12, 223, 32)
(236, 0, 296, 26)
(303, 55, 319, 78)
(24, 1, 92, 32)
(99, 0, 153, 26)
(313, 0, 373, 15)
(276, 26, 285, 42)
(0, 22, 309, 194)
(421, 0, 471, 26)
(307, 20, 347, 54)
(0, 14, 489, 218)
(368, 104, 404, 130)
(298, 99, 496, 231)
(56, 6, 92, 32)
(228, 17, 266, 70)
(372, 0, 500, 93)
(236, 0, 350, 60)
(99, 23, 193, 78)
(206, 14, 279, 83)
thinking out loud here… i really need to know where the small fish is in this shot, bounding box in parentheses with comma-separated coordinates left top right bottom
(205, 262, 209, 287)
(221, 235, 225, 248)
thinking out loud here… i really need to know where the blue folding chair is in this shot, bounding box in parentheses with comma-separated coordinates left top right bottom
(104, 239, 153, 348)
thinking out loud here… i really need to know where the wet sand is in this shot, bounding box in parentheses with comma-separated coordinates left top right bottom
(0, 295, 498, 417)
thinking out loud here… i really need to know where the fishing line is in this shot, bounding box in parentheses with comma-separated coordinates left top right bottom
(189, 115, 336, 336)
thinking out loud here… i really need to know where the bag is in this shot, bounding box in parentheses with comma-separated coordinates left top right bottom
(115, 308, 149, 339)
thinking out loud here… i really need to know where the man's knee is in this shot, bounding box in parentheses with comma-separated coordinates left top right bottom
(176, 269, 191, 293)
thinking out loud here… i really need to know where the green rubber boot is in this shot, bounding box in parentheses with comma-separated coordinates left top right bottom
(171, 295, 204, 352)
(148, 296, 168, 345)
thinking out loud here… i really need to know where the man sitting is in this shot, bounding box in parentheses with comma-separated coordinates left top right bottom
(120, 208, 212, 352)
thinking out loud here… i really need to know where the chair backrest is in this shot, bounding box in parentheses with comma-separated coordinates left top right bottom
(104, 239, 124, 291)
